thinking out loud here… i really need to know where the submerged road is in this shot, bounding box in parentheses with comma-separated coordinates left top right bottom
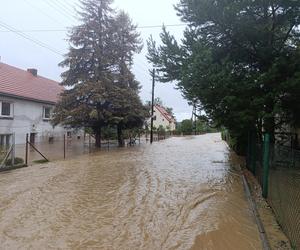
(0, 133, 261, 249)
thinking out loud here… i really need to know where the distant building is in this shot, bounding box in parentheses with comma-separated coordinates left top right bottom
(0, 62, 71, 145)
(150, 105, 176, 131)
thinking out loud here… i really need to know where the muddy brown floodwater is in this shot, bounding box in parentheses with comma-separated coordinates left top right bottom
(0, 133, 262, 250)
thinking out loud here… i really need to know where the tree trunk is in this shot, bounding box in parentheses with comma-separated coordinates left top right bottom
(95, 127, 101, 148)
(117, 124, 125, 147)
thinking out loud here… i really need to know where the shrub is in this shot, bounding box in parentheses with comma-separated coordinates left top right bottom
(5, 157, 24, 166)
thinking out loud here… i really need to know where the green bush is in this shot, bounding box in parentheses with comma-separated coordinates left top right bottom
(5, 157, 24, 166)
(32, 159, 49, 164)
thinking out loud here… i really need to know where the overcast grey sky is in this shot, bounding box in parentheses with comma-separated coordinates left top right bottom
(0, 0, 192, 121)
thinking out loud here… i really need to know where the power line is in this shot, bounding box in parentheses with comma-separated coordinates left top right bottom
(0, 20, 154, 72)
(135, 58, 150, 71)
(51, 0, 78, 21)
(0, 19, 152, 79)
(0, 24, 186, 33)
(0, 19, 64, 56)
(133, 66, 150, 80)
(43, 0, 77, 23)
(138, 24, 186, 29)
(23, 0, 65, 27)
(134, 59, 149, 72)
(54, 0, 77, 14)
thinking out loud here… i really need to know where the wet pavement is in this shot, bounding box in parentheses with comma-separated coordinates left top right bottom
(0, 133, 262, 249)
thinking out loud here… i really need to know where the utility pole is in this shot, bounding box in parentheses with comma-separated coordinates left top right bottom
(150, 69, 155, 144)
(193, 103, 197, 135)
(191, 102, 197, 135)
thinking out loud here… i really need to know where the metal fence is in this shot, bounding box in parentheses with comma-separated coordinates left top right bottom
(247, 132, 300, 249)
(0, 133, 21, 171)
(12, 132, 170, 166)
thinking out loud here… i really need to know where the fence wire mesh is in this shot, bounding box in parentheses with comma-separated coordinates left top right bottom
(13, 132, 168, 166)
(247, 133, 300, 249)
(254, 143, 263, 187)
(268, 146, 300, 249)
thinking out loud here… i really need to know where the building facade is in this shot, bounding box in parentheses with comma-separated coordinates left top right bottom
(0, 62, 68, 145)
(152, 105, 176, 131)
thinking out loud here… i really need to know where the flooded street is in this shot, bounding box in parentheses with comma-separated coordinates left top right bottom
(0, 133, 261, 250)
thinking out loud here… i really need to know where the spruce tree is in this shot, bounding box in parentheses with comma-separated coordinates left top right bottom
(110, 11, 145, 146)
(53, 0, 146, 147)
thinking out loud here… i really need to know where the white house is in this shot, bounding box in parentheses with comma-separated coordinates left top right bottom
(151, 105, 176, 131)
(0, 62, 69, 145)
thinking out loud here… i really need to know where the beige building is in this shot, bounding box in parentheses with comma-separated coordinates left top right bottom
(152, 105, 176, 131)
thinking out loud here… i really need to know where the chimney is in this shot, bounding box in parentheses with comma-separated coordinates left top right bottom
(27, 68, 38, 77)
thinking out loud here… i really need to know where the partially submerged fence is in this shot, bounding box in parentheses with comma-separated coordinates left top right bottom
(247, 132, 300, 249)
(13, 131, 170, 166)
(0, 133, 25, 171)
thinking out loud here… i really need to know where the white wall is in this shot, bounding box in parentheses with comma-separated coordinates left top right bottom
(0, 96, 67, 144)
(153, 107, 176, 131)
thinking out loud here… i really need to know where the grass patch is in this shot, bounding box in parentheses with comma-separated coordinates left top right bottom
(32, 159, 49, 164)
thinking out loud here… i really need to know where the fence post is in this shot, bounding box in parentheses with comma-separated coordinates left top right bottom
(250, 132, 256, 175)
(89, 134, 91, 153)
(25, 133, 28, 166)
(247, 131, 252, 171)
(63, 134, 66, 159)
(262, 133, 270, 198)
(12, 133, 15, 166)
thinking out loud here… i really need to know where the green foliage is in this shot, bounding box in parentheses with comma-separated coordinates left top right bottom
(196, 119, 218, 133)
(32, 159, 49, 164)
(154, 97, 163, 106)
(176, 118, 217, 135)
(157, 125, 166, 133)
(53, 0, 147, 147)
(177, 119, 193, 134)
(147, 0, 300, 153)
(102, 126, 117, 140)
(5, 157, 24, 166)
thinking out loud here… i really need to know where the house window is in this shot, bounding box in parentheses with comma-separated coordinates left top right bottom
(0, 134, 11, 148)
(0, 101, 13, 118)
(43, 107, 51, 120)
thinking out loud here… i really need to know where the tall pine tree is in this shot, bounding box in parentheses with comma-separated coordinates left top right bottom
(53, 0, 146, 147)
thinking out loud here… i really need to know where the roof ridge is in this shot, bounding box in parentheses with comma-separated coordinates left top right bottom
(155, 104, 175, 122)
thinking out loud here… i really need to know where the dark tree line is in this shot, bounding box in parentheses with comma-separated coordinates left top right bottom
(147, 0, 300, 153)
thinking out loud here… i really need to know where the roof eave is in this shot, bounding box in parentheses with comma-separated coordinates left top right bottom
(0, 92, 57, 105)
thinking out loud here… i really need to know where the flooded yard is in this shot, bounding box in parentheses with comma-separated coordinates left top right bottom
(0, 133, 262, 249)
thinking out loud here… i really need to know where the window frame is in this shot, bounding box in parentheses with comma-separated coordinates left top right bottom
(0, 101, 13, 118)
(43, 106, 52, 120)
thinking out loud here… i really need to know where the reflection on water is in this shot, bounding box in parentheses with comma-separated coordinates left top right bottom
(0, 133, 261, 249)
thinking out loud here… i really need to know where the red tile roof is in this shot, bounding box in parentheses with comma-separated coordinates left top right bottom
(0, 62, 63, 104)
(155, 105, 176, 123)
